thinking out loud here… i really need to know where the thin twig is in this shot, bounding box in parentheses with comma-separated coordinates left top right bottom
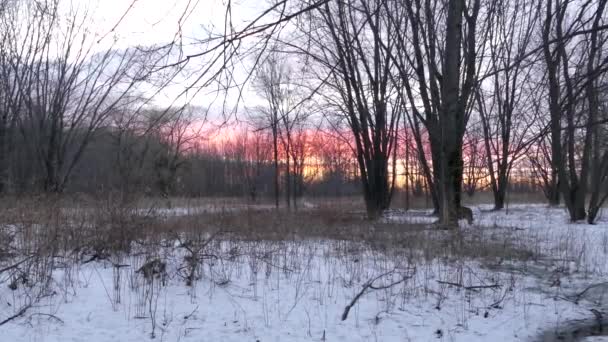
(341, 269, 414, 321)
(0, 305, 31, 326)
(569, 282, 608, 304)
(437, 280, 501, 290)
(0, 255, 35, 274)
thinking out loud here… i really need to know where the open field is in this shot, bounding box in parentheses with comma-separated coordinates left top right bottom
(0, 197, 607, 341)
(0, 0, 607, 341)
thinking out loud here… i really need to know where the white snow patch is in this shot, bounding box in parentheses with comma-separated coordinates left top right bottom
(1, 204, 607, 341)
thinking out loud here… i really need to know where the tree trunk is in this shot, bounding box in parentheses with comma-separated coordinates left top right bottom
(493, 189, 506, 211)
(548, 181, 560, 206)
(404, 138, 410, 211)
(437, 0, 465, 227)
(285, 151, 291, 210)
(0, 119, 8, 193)
(439, 145, 465, 226)
(363, 153, 391, 220)
(273, 126, 279, 209)
(584, 0, 607, 223)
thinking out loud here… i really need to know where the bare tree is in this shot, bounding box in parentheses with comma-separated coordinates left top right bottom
(0, 0, 22, 193)
(387, 0, 485, 225)
(4, 0, 158, 193)
(242, 129, 273, 202)
(462, 124, 486, 198)
(278, 82, 310, 209)
(287, 122, 312, 208)
(587, 88, 608, 222)
(149, 106, 202, 197)
(294, 0, 402, 219)
(528, 136, 557, 202)
(220, 127, 274, 201)
(310, 128, 359, 196)
(252, 52, 292, 209)
(474, 0, 541, 210)
(542, 0, 608, 221)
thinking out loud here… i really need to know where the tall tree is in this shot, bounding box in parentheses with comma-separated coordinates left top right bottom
(388, 0, 484, 226)
(252, 52, 292, 209)
(542, 0, 608, 221)
(474, 0, 541, 210)
(4, 0, 156, 192)
(305, 0, 402, 219)
(0, 0, 22, 193)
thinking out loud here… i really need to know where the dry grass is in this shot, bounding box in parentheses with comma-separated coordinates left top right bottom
(5, 194, 601, 341)
(146, 206, 537, 266)
(0, 194, 540, 263)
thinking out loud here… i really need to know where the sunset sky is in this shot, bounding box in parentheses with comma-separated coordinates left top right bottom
(87, 0, 278, 111)
(74, 0, 524, 188)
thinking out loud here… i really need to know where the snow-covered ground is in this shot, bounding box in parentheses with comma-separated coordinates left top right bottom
(1, 204, 607, 341)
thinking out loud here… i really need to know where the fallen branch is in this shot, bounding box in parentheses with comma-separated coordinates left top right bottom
(437, 280, 501, 291)
(569, 282, 608, 304)
(183, 305, 199, 320)
(591, 308, 603, 333)
(0, 255, 35, 274)
(28, 313, 64, 324)
(341, 268, 414, 321)
(0, 305, 31, 326)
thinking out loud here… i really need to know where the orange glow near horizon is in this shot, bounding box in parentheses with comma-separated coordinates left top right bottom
(176, 121, 534, 190)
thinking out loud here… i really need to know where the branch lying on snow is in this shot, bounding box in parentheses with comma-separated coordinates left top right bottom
(341, 268, 415, 321)
(566, 282, 608, 304)
(0, 255, 35, 274)
(0, 304, 31, 326)
(28, 313, 64, 324)
(183, 305, 199, 320)
(590, 309, 603, 329)
(437, 280, 501, 291)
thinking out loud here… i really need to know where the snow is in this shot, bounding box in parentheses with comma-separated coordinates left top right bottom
(1, 204, 607, 341)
